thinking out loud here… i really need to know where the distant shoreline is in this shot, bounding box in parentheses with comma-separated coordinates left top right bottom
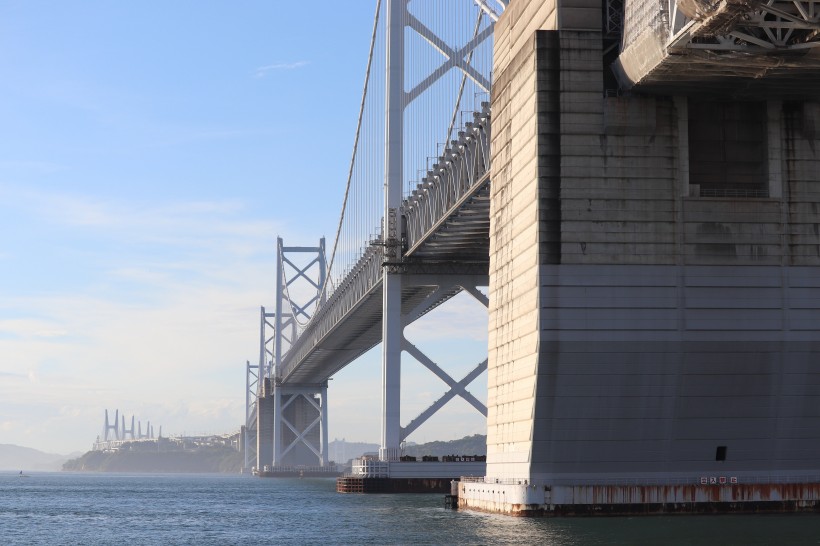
(63, 445, 243, 474)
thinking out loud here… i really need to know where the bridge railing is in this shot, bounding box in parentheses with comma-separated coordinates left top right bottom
(279, 244, 384, 381)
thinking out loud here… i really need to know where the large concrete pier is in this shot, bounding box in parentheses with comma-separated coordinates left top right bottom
(458, 0, 820, 516)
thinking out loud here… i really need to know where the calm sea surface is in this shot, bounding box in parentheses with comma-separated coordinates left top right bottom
(1, 472, 819, 545)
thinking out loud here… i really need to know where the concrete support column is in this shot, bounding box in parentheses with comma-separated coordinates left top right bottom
(381, 275, 402, 461)
(272, 382, 282, 465)
(256, 379, 274, 470)
(239, 425, 246, 468)
(321, 385, 329, 466)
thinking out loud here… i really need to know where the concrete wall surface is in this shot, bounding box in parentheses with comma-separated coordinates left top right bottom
(483, 0, 820, 494)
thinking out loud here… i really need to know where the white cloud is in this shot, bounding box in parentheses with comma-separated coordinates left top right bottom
(0, 319, 69, 339)
(0, 188, 290, 451)
(254, 61, 309, 78)
(405, 291, 489, 343)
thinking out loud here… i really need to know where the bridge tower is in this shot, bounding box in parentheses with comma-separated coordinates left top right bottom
(378, 0, 501, 462)
(273, 238, 328, 467)
(121, 414, 135, 441)
(253, 238, 329, 470)
(103, 409, 119, 441)
(243, 359, 259, 470)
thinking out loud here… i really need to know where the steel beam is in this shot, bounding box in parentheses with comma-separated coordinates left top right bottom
(380, 0, 405, 463)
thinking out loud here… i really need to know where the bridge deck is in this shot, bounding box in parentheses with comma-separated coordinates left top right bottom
(279, 112, 492, 385)
(282, 278, 462, 384)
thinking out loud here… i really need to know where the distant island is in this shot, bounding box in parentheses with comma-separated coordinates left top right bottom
(63, 437, 242, 474)
(61, 434, 487, 474)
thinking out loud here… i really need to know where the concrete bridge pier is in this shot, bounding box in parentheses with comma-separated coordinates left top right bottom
(256, 378, 274, 470)
(457, 0, 820, 516)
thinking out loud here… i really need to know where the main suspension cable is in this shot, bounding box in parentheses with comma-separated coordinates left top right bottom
(286, 0, 383, 329)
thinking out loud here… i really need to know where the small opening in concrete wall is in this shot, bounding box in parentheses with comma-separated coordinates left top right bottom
(716, 445, 728, 461)
(689, 100, 769, 198)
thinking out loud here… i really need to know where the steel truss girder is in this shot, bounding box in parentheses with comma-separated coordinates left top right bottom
(403, 105, 492, 258)
(396, 262, 489, 276)
(280, 246, 384, 382)
(666, 0, 820, 52)
(280, 259, 489, 385)
(402, 273, 488, 322)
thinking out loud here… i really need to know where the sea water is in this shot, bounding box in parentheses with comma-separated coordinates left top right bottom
(1, 472, 818, 545)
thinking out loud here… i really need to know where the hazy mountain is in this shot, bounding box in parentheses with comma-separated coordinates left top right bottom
(404, 434, 487, 458)
(0, 444, 77, 471)
(328, 439, 380, 463)
(329, 435, 487, 464)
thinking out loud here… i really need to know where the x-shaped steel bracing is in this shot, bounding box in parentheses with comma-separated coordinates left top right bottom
(398, 278, 489, 443)
(279, 393, 324, 460)
(281, 254, 324, 322)
(405, 11, 493, 103)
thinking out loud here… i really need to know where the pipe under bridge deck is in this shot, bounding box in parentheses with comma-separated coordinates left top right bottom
(279, 108, 492, 386)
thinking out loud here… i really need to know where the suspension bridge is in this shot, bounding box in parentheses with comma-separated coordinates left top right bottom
(243, 0, 820, 514)
(243, 0, 500, 474)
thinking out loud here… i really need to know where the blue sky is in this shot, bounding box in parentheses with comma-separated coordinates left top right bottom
(0, 1, 488, 454)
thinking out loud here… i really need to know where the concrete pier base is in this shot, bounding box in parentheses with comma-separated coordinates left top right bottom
(457, 481, 820, 516)
(337, 477, 455, 494)
(477, 0, 820, 518)
(338, 459, 486, 494)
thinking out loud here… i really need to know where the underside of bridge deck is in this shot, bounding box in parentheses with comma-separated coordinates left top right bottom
(280, 273, 486, 385)
(613, 0, 820, 98)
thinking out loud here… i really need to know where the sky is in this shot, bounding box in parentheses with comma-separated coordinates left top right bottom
(0, 1, 488, 455)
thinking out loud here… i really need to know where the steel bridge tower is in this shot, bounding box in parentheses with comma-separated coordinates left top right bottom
(378, 0, 498, 462)
(249, 238, 329, 471)
(103, 409, 119, 441)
